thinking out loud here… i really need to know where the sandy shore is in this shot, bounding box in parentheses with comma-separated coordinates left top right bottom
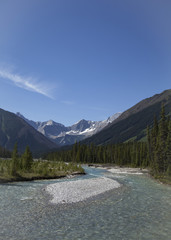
(46, 177, 120, 204)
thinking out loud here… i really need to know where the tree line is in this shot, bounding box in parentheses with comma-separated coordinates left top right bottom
(0, 144, 34, 177)
(0, 106, 170, 180)
(46, 141, 148, 167)
(46, 106, 171, 177)
(147, 105, 171, 176)
(10, 144, 33, 176)
(0, 144, 84, 180)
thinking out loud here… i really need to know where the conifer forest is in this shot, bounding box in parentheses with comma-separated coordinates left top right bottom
(46, 106, 171, 181)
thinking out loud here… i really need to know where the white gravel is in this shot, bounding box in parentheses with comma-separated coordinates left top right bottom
(46, 177, 120, 204)
(107, 167, 144, 175)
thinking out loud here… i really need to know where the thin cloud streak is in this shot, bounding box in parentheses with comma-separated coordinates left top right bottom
(0, 69, 54, 99)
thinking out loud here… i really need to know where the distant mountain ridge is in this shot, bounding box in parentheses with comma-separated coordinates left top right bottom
(16, 112, 122, 146)
(2, 89, 170, 155)
(0, 109, 57, 154)
(113, 89, 171, 124)
(82, 89, 171, 145)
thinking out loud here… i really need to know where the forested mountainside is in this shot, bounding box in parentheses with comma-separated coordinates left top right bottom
(82, 90, 171, 145)
(46, 105, 171, 183)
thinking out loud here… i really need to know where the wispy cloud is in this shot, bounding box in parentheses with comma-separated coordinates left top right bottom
(0, 69, 54, 99)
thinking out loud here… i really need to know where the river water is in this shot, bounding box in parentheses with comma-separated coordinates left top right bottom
(0, 167, 170, 240)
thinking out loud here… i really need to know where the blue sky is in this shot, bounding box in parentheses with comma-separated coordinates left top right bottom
(0, 0, 170, 126)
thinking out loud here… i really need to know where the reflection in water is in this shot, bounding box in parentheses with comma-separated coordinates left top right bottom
(0, 167, 170, 240)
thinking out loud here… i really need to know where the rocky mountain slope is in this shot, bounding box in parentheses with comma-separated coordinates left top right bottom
(82, 89, 171, 145)
(0, 109, 57, 154)
(16, 112, 122, 146)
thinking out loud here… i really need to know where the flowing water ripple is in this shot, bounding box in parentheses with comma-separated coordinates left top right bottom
(0, 167, 170, 240)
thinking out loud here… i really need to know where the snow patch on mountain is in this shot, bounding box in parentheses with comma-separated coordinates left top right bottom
(16, 112, 122, 146)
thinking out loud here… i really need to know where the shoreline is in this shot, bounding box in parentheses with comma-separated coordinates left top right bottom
(89, 164, 170, 185)
(0, 171, 85, 184)
(88, 164, 149, 174)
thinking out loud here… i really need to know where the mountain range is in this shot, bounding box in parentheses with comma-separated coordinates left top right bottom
(0, 89, 171, 155)
(16, 112, 122, 146)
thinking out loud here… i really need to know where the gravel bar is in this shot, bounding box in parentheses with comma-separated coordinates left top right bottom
(46, 177, 120, 204)
(108, 167, 145, 174)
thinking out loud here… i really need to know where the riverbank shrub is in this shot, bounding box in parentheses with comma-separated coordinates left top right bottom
(0, 145, 84, 181)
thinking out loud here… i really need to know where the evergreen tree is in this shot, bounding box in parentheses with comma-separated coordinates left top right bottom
(165, 121, 171, 175)
(11, 143, 19, 176)
(22, 146, 33, 171)
(150, 116, 159, 169)
(72, 142, 78, 162)
(155, 105, 167, 173)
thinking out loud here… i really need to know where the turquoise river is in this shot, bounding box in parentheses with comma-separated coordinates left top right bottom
(0, 166, 170, 240)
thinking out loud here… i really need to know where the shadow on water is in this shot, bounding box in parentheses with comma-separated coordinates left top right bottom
(0, 178, 64, 187)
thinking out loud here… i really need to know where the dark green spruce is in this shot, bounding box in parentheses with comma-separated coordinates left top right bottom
(46, 106, 171, 183)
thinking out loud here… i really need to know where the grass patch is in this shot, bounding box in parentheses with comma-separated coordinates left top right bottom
(0, 159, 85, 182)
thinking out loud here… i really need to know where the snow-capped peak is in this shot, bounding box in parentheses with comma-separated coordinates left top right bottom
(46, 120, 54, 125)
(16, 112, 122, 146)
